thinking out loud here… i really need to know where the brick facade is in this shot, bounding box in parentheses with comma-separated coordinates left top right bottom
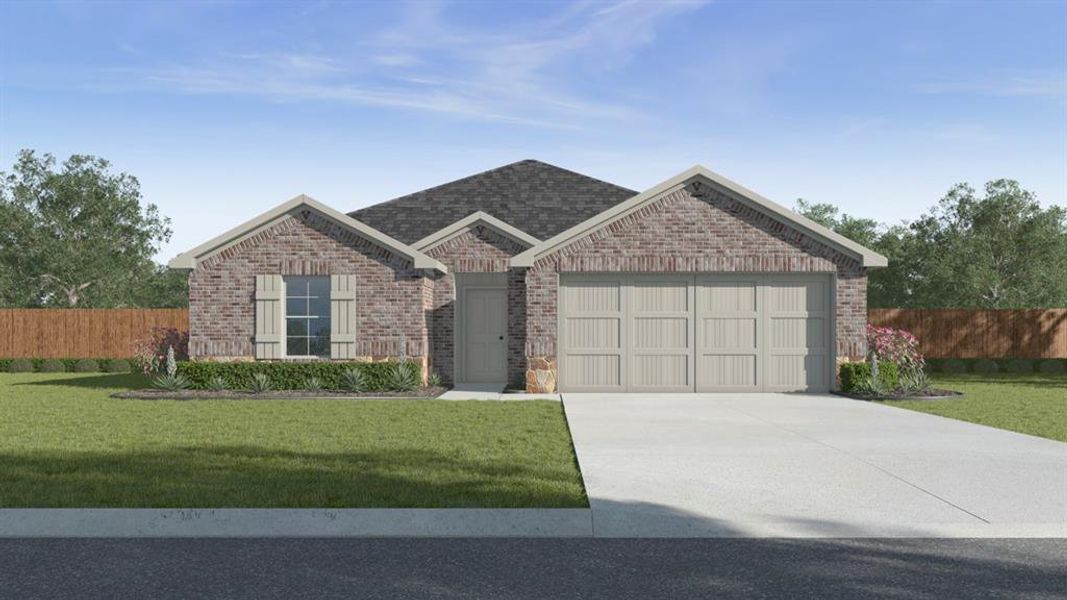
(422, 224, 531, 385)
(188, 182, 871, 394)
(189, 210, 430, 360)
(523, 183, 868, 392)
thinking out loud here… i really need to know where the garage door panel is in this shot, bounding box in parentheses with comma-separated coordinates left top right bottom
(768, 280, 829, 313)
(698, 354, 758, 388)
(702, 317, 757, 350)
(562, 281, 622, 313)
(564, 317, 620, 349)
(699, 277, 759, 309)
(633, 282, 689, 312)
(633, 317, 688, 349)
(768, 317, 828, 351)
(767, 355, 828, 390)
(564, 354, 622, 387)
(632, 354, 689, 388)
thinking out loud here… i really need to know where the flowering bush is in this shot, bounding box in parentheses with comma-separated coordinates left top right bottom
(867, 324, 925, 372)
(863, 324, 929, 393)
(131, 327, 189, 375)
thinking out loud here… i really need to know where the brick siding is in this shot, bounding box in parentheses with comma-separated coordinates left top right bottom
(422, 224, 531, 384)
(524, 183, 868, 391)
(189, 209, 430, 360)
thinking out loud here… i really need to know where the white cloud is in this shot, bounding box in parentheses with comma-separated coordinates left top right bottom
(917, 72, 1066, 98)
(111, 1, 708, 128)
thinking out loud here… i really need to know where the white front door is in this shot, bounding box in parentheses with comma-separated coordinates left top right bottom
(462, 287, 507, 382)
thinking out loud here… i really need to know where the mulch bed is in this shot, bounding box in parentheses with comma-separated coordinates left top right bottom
(111, 387, 447, 400)
(833, 388, 963, 402)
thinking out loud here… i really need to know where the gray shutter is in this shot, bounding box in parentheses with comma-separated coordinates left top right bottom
(255, 274, 283, 359)
(330, 274, 357, 359)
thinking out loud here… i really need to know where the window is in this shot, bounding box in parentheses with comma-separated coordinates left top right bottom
(285, 276, 330, 357)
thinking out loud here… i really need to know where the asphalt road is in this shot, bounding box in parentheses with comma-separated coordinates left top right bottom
(2, 538, 1064, 600)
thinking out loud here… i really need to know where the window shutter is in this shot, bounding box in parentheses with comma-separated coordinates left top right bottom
(255, 274, 283, 359)
(331, 274, 357, 359)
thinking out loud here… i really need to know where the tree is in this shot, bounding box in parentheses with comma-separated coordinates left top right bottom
(0, 150, 183, 307)
(882, 180, 1067, 308)
(794, 199, 881, 248)
(796, 182, 1067, 308)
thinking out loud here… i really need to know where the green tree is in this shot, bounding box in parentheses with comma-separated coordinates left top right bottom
(796, 182, 1067, 308)
(884, 180, 1067, 308)
(0, 150, 184, 307)
(794, 199, 881, 248)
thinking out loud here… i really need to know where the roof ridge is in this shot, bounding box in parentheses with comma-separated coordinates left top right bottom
(347, 159, 636, 215)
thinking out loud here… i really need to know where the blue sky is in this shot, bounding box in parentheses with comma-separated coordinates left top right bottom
(2, 1, 1064, 262)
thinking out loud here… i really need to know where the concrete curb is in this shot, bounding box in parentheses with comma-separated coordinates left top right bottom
(0, 509, 593, 538)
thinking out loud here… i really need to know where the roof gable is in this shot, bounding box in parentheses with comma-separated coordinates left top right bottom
(168, 194, 446, 272)
(348, 160, 637, 245)
(512, 166, 889, 268)
(413, 211, 540, 252)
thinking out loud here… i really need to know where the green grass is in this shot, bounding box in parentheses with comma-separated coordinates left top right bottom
(885, 372, 1067, 442)
(0, 373, 587, 508)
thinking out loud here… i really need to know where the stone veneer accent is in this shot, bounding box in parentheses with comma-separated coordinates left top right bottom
(423, 224, 531, 384)
(523, 183, 868, 393)
(189, 209, 431, 361)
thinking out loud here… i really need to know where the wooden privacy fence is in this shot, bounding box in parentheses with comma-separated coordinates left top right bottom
(0, 309, 189, 358)
(0, 308, 1064, 359)
(869, 309, 1067, 359)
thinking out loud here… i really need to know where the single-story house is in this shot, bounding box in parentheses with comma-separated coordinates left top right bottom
(169, 161, 887, 393)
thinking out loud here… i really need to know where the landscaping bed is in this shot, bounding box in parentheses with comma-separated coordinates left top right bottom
(113, 387, 446, 400)
(834, 388, 962, 402)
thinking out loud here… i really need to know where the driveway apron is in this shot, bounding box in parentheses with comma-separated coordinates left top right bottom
(561, 393, 1067, 537)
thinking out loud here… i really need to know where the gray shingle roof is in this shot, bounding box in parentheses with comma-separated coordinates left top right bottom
(348, 160, 637, 245)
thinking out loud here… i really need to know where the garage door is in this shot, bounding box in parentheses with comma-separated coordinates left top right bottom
(559, 274, 832, 392)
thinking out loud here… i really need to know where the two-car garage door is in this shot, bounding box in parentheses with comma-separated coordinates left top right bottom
(558, 274, 833, 392)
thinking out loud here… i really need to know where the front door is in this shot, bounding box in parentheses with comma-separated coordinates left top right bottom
(462, 287, 507, 382)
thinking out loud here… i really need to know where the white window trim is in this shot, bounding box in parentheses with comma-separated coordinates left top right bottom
(281, 276, 332, 359)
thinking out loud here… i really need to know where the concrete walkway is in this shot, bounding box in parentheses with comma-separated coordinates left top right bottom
(562, 393, 1067, 538)
(439, 383, 560, 401)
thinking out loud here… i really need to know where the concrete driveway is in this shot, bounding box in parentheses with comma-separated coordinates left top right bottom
(562, 393, 1067, 538)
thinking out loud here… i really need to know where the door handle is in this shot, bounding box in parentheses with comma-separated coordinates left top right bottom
(498, 336, 504, 340)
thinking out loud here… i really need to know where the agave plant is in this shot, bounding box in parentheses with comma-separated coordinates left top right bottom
(304, 376, 325, 392)
(206, 375, 228, 392)
(340, 368, 365, 393)
(426, 370, 442, 388)
(248, 372, 272, 394)
(386, 362, 421, 392)
(152, 373, 190, 391)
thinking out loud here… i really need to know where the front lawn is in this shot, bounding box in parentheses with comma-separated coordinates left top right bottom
(885, 372, 1067, 442)
(0, 373, 587, 508)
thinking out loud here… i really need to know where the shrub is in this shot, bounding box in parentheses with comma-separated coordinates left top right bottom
(427, 370, 442, 387)
(249, 373, 272, 393)
(304, 376, 324, 392)
(152, 373, 190, 391)
(340, 368, 365, 393)
(1038, 359, 1066, 374)
(130, 327, 189, 375)
(206, 375, 228, 391)
(385, 361, 421, 392)
(867, 324, 925, 373)
(104, 359, 132, 373)
(941, 359, 968, 374)
(839, 361, 900, 394)
(74, 359, 99, 373)
(1006, 359, 1033, 374)
(175, 360, 423, 391)
(973, 358, 999, 374)
(40, 359, 67, 373)
(7, 359, 33, 373)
